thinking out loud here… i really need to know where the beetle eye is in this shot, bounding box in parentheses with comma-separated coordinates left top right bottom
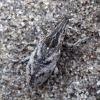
(43, 60, 52, 65)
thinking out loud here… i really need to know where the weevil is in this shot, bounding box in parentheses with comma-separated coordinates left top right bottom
(26, 17, 69, 87)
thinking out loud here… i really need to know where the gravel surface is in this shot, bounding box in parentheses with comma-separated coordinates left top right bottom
(1, 0, 100, 100)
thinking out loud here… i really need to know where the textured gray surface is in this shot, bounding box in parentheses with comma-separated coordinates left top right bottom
(1, 0, 100, 100)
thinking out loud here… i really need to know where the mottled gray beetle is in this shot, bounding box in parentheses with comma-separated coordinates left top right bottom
(26, 17, 69, 87)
